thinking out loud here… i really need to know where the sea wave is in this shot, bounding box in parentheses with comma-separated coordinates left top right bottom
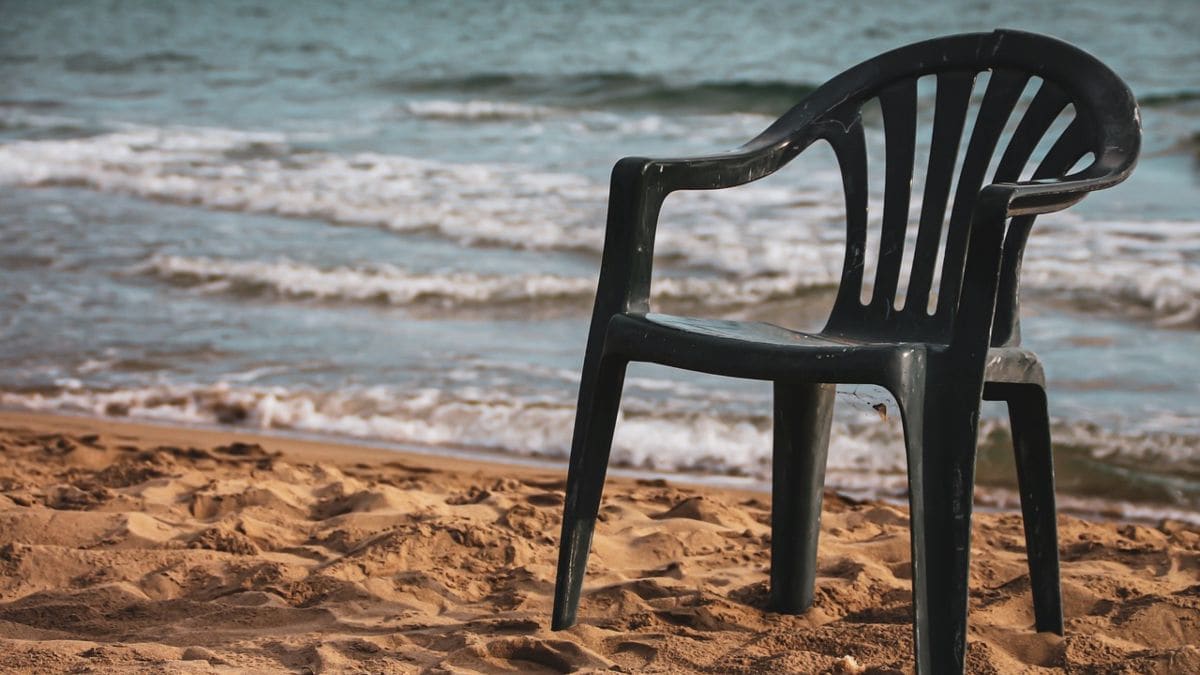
(4, 122, 1199, 326)
(387, 71, 819, 115)
(62, 50, 209, 75)
(0, 124, 612, 251)
(1022, 219, 1200, 328)
(0, 108, 106, 141)
(0, 123, 847, 276)
(135, 254, 598, 306)
(403, 99, 562, 121)
(1025, 260, 1200, 328)
(141, 247, 1200, 331)
(1138, 89, 1200, 107)
(133, 254, 837, 309)
(0, 382, 898, 482)
(393, 99, 770, 148)
(3, 382, 1198, 516)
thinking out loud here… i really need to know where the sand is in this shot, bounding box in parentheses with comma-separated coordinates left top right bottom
(0, 411, 1196, 674)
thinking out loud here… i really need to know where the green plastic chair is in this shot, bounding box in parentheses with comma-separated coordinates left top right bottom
(551, 30, 1140, 674)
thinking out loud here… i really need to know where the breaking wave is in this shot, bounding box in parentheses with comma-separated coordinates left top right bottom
(62, 50, 209, 75)
(3, 121, 1198, 326)
(389, 71, 819, 115)
(0, 381, 898, 484)
(1138, 89, 1200, 107)
(403, 99, 561, 121)
(3, 382, 1198, 518)
(136, 254, 597, 306)
(1021, 219, 1200, 328)
(134, 254, 837, 309)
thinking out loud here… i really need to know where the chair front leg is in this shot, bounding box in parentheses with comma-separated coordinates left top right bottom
(552, 353, 628, 630)
(770, 381, 836, 614)
(897, 380, 982, 675)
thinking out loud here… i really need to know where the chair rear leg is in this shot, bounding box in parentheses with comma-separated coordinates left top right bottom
(1003, 383, 1064, 634)
(552, 354, 627, 630)
(898, 383, 980, 674)
(770, 381, 836, 613)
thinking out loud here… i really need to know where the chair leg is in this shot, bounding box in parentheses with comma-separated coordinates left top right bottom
(551, 354, 627, 630)
(1002, 383, 1064, 634)
(897, 383, 981, 675)
(770, 381, 836, 613)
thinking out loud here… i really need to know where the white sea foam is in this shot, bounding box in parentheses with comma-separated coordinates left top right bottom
(3, 123, 1199, 324)
(136, 254, 599, 306)
(10, 373, 1194, 521)
(0, 124, 609, 253)
(134, 253, 839, 307)
(0, 107, 93, 132)
(0, 381, 906, 489)
(137, 243, 1200, 327)
(1021, 219, 1200, 327)
(6, 380, 1199, 499)
(403, 99, 561, 121)
(397, 99, 771, 142)
(0, 122, 849, 280)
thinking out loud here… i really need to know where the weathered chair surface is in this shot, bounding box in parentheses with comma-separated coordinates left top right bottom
(552, 29, 1140, 674)
(609, 312, 1045, 384)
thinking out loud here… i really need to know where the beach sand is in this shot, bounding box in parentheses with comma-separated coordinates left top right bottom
(0, 411, 1196, 673)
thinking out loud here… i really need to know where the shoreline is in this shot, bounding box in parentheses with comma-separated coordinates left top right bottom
(0, 410, 1196, 672)
(4, 407, 1197, 528)
(0, 408, 771, 494)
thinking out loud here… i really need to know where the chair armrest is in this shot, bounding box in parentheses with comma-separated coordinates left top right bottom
(591, 130, 825, 320)
(948, 186, 1013, 373)
(638, 139, 800, 193)
(948, 149, 1136, 371)
(994, 152, 1138, 216)
(636, 113, 847, 193)
(588, 157, 664, 323)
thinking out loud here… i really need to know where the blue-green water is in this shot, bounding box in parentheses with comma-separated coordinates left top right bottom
(2, 1, 1199, 519)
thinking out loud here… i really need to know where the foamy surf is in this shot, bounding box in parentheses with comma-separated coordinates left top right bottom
(4, 122, 1198, 326)
(1021, 219, 1200, 327)
(133, 253, 838, 309)
(135, 254, 600, 307)
(0, 381, 896, 480)
(3, 381, 1197, 518)
(403, 99, 562, 121)
(0, 121, 848, 280)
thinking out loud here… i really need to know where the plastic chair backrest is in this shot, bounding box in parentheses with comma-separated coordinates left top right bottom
(730, 30, 1139, 345)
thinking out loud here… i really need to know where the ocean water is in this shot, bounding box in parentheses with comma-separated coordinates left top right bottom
(2, 1, 1199, 520)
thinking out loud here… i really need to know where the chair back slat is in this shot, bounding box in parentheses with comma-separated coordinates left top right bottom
(828, 113, 871, 314)
(905, 71, 976, 317)
(993, 81, 1072, 183)
(933, 69, 1030, 319)
(873, 79, 920, 313)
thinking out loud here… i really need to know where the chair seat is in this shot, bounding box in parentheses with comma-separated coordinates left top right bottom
(607, 312, 923, 384)
(633, 313, 862, 346)
(607, 312, 1044, 387)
